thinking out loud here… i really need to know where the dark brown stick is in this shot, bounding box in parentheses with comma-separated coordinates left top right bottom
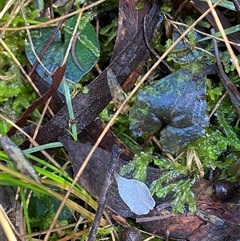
(231, 0, 240, 12)
(88, 145, 121, 241)
(71, 32, 84, 71)
(211, 29, 240, 117)
(8, 64, 66, 136)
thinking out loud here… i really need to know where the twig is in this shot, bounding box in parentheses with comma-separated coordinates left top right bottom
(206, 0, 240, 76)
(209, 92, 227, 118)
(211, 28, 240, 117)
(71, 32, 84, 71)
(0, 204, 17, 241)
(231, 0, 240, 12)
(136, 214, 174, 223)
(88, 145, 121, 241)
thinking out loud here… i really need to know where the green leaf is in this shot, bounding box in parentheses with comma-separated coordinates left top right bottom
(25, 15, 100, 94)
(200, 0, 236, 11)
(198, 24, 240, 42)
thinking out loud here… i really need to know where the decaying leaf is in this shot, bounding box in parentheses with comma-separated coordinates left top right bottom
(107, 68, 130, 115)
(129, 64, 213, 154)
(0, 135, 40, 183)
(114, 173, 155, 215)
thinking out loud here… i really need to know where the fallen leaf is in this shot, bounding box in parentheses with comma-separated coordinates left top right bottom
(114, 173, 155, 215)
(129, 64, 211, 154)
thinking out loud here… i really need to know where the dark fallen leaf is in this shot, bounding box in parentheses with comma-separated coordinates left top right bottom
(8, 64, 66, 136)
(129, 64, 212, 154)
(141, 180, 240, 240)
(78, 119, 134, 161)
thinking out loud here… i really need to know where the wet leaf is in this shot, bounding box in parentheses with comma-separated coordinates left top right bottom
(129, 64, 210, 154)
(114, 173, 155, 215)
(25, 15, 100, 94)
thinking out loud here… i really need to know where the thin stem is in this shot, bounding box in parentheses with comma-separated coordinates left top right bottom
(88, 145, 121, 241)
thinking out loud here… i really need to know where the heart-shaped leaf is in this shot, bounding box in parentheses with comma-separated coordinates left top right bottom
(129, 64, 210, 154)
(25, 15, 100, 94)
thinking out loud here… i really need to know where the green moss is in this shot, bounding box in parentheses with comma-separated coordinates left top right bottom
(120, 147, 154, 182)
(150, 158, 197, 214)
(0, 66, 39, 133)
(161, 0, 172, 14)
(28, 192, 73, 231)
(0, 5, 41, 134)
(206, 78, 223, 103)
(99, 18, 118, 66)
(120, 148, 198, 213)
